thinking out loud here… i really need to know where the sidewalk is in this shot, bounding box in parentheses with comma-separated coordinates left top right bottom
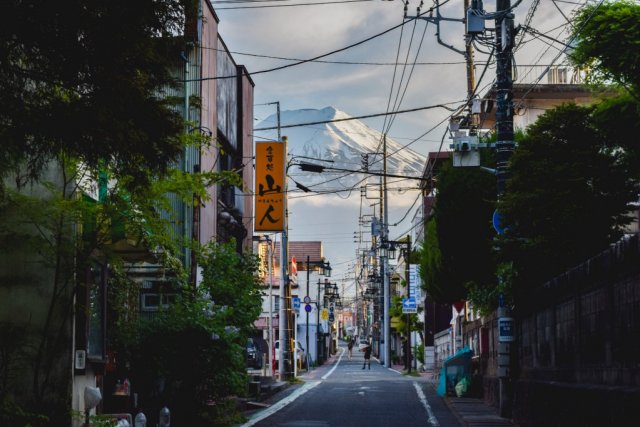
(389, 362, 514, 427)
(445, 397, 514, 427)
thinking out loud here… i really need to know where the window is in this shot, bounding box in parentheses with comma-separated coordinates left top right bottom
(141, 293, 177, 311)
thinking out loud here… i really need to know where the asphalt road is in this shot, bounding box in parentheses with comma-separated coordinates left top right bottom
(242, 347, 463, 427)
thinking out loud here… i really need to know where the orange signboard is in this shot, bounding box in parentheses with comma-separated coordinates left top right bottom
(255, 141, 285, 231)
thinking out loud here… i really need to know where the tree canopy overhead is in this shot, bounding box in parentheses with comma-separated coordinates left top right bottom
(570, 0, 640, 178)
(498, 104, 637, 289)
(420, 162, 496, 304)
(571, 0, 640, 99)
(0, 0, 196, 188)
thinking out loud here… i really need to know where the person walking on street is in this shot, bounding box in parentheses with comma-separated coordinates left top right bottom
(347, 338, 354, 360)
(362, 342, 371, 369)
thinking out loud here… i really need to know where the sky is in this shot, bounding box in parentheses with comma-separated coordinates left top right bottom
(212, 0, 588, 285)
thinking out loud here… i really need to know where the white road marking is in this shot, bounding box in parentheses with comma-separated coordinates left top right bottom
(413, 381, 440, 426)
(321, 348, 344, 380)
(241, 380, 321, 426)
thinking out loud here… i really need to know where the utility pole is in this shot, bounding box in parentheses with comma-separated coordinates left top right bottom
(278, 134, 292, 380)
(278, 231, 288, 378)
(495, 0, 514, 417)
(306, 256, 311, 372)
(382, 134, 390, 369)
(464, 0, 478, 133)
(317, 279, 322, 364)
(495, 0, 515, 196)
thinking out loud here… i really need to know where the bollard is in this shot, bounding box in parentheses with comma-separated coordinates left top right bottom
(158, 406, 170, 427)
(134, 411, 147, 427)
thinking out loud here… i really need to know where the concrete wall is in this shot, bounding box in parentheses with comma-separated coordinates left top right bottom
(0, 163, 75, 424)
(239, 67, 254, 250)
(199, 1, 220, 245)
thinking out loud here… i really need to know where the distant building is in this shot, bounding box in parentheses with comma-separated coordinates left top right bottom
(478, 65, 594, 131)
(253, 240, 333, 368)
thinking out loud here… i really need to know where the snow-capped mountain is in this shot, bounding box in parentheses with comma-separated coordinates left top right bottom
(256, 107, 426, 190)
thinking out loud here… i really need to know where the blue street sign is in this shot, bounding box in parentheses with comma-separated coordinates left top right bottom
(402, 297, 417, 314)
(304, 304, 312, 313)
(293, 297, 300, 313)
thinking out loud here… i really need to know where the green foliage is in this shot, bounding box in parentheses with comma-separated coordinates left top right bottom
(0, 0, 196, 190)
(0, 322, 28, 400)
(70, 411, 117, 427)
(116, 241, 263, 426)
(419, 219, 442, 298)
(466, 262, 515, 316)
(1, 396, 49, 427)
(419, 161, 496, 304)
(498, 104, 638, 290)
(570, 0, 640, 99)
(0, 151, 244, 425)
(590, 91, 640, 182)
(0, 160, 89, 415)
(389, 295, 423, 336)
(416, 343, 425, 365)
(569, 1, 640, 179)
(0, 326, 46, 427)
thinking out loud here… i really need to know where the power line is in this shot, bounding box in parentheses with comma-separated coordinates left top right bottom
(215, 0, 373, 10)
(186, 1, 451, 81)
(254, 101, 462, 131)
(200, 42, 467, 66)
(381, 7, 411, 139)
(385, 7, 432, 134)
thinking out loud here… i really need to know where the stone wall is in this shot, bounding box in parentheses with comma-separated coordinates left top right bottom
(512, 233, 640, 425)
(462, 233, 640, 423)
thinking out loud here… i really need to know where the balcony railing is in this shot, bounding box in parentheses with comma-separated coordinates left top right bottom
(514, 65, 587, 86)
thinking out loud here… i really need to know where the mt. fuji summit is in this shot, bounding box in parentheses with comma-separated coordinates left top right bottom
(256, 107, 426, 192)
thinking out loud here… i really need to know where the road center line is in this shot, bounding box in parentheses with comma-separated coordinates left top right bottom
(413, 381, 440, 426)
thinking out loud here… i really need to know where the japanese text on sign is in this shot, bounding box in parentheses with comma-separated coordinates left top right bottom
(255, 142, 285, 231)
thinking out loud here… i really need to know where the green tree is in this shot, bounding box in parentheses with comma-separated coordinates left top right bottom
(119, 241, 263, 426)
(0, 149, 241, 425)
(419, 218, 443, 300)
(570, 0, 640, 99)
(0, 0, 196, 189)
(498, 104, 637, 292)
(570, 0, 640, 176)
(419, 162, 496, 304)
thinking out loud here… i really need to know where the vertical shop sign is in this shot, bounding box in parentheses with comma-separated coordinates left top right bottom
(255, 142, 285, 231)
